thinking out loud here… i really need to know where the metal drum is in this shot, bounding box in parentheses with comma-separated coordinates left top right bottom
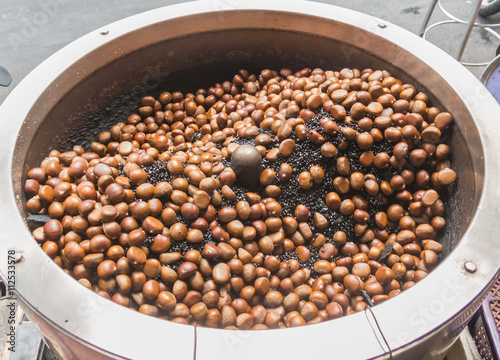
(481, 53, 500, 103)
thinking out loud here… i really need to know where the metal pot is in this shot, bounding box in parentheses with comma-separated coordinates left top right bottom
(1, 1, 499, 359)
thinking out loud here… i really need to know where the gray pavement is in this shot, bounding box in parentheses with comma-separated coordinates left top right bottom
(1, 0, 498, 358)
(1, 0, 499, 107)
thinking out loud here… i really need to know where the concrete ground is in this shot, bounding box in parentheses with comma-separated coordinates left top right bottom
(1, 0, 499, 105)
(0, 0, 498, 358)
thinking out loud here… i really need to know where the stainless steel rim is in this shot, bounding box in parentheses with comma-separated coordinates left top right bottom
(0, 1, 499, 359)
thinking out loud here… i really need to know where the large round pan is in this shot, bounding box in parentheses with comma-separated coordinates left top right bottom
(0, 1, 499, 359)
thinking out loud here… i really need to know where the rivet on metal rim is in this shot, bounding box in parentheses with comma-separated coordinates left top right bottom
(464, 261, 477, 273)
(378, 23, 387, 29)
(13, 252, 23, 263)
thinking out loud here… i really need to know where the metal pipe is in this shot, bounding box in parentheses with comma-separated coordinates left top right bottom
(457, 0, 483, 61)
